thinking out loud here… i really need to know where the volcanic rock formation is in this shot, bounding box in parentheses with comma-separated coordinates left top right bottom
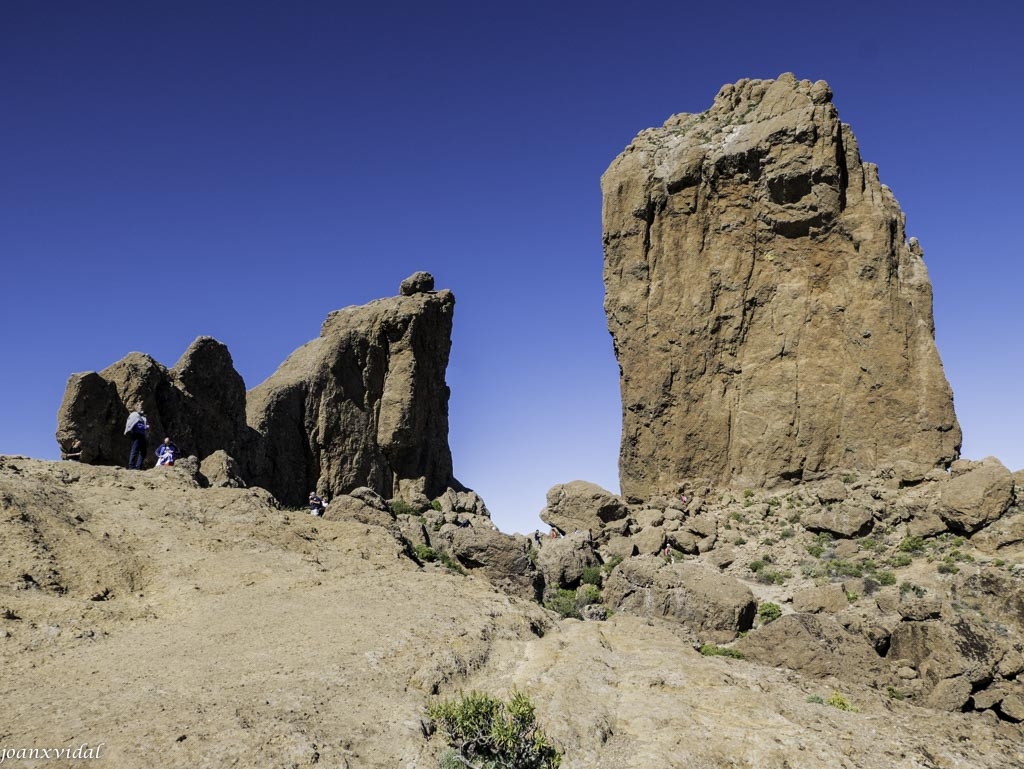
(602, 73, 961, 501)
(55, 274, 458, 505)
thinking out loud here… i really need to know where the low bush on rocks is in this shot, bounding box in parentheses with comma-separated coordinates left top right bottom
(544, 585, 603, 619)
(698, 644, 745, 659)
(757, 602, 782, 624)
(427, 690, 562, 769)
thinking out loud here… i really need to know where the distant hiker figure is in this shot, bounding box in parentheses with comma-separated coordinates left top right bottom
(308, 491, 326, 517)
(155, 437, 178, 466)
(124, 404, 150, 470)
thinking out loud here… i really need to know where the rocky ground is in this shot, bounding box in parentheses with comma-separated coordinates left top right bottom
(2, 455, 1023, 768)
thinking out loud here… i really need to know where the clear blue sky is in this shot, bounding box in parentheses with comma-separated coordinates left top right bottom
(2, 1, 1021, 533)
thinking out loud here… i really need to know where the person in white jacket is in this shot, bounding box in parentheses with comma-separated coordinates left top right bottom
(124, 404, 150, 470)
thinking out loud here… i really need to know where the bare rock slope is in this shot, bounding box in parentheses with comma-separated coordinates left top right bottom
(3, 456, 1023, 768)
(602, 73, 960, 500)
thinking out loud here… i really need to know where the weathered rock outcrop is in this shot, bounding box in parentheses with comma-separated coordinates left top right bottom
(245, 281, 457, 505)
(56, 275, 460, 506)
(602, 73, 961, 500)
(55, 337, 250, 469)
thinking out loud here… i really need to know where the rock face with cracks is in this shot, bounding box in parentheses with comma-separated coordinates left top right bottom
(602, 73, 961, 500)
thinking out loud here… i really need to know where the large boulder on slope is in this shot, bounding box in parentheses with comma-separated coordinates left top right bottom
(603, 556, 756, 643)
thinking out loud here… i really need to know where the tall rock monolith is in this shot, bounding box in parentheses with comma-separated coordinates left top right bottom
(602, 74, 961, 501)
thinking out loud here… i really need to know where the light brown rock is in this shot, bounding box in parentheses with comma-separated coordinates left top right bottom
(539, 480, 628, 536)
(734, 613, 892, 688)
(800, 501, 874, 538)
(937, 457, 1014, 534)
(792, 583, 849, 614)
(603, 556, 756, 643)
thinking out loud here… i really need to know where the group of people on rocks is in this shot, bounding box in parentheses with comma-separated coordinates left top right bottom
(63, 403, 181, 469)
(122, 404, 179, 469)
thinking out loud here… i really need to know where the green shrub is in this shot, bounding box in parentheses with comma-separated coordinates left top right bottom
(438, 552, 465, 574)
(779, 527, 795, 539)
(544, 589, 581, 619)
(877, 570, 897, 586)
(415, 544, 439, 563)
(576, 584, 602, 608)
(758, 602, 782, 624)
(430, 499, 443, 512)
(427, 690, 562, 769)
(601, 555, 623, 575)
(899, 581, 924, 597)
(886, 686, 905, 701)
(899, 536, 926, 553)
(806, 544, 824, 558)
(699, 644, 745, 659)
(581, 566, 602, 587)
(826, 691, 858, 711)
(391, 499, 417, 516)
(806, 694, 825, 704)
(748, 559, 766, 573)
(888, 552, 913, 568)
(824, 560, 863, 579)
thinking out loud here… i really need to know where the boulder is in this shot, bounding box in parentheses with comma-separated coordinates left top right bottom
(326, 495, 396, 529)
(733, 613, 892, 688)
(603, 556, 756, 643)
(435, 488, 490, 518)
(399, 270, 435, 296)
(536, 531, 600, 591)
(540, 481, 628, 536)
(199, 450, 247, 488)
(631, 526, 665, 556)
(814, 478, 849, 505)
(887, 618, 1006, 708)
(937, 457, 1014, 534)
(800, 502, 874, 538)
(602, 73, 960, 499)
(791, 584, 849, 614)
(439, 527, 541, 601)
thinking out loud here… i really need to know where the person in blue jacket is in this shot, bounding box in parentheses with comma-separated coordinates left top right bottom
(156, 437, 179, 466)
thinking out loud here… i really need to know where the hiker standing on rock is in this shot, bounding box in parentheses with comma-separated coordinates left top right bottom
(124, 404, 150, 470)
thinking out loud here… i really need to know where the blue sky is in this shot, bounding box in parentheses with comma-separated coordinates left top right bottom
(2, 1, 1021, 534)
